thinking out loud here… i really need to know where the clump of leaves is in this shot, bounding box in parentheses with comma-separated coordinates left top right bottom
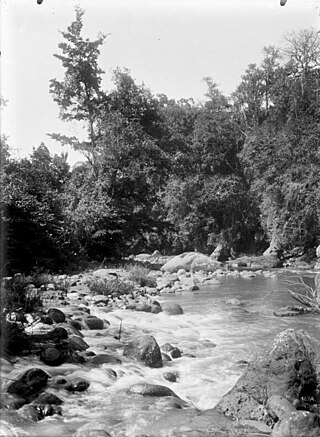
(125, 264, 157, 288)
(281, 273, 320, 309)
(87, 277, 135, 296)
(1, 274, 43, 315)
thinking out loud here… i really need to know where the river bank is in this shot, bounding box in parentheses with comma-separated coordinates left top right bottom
(1, 257, 320, 436)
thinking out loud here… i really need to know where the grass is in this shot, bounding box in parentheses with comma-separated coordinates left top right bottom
(1, 274, 43, 316)
(281, 273, 320, 310)
(125, 264, 157, 288)
(86, 276, 135, 296)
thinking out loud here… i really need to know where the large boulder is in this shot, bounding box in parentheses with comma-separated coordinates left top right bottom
(161, 252, 221, 273)
(215, 329, 320, 425)
(123, 335, 163, 368)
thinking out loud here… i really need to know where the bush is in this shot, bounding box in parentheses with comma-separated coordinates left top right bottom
(1, 274, 43, 315)
(87, 277, 135, 296)
(125, 264, 157, 288)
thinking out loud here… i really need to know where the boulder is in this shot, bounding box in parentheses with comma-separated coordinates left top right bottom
(47, 308, 66, 324)
(7, 368, 49, 400)
(162, 303, 184, 315)
(161, 252, 221, 273)
(34, 392, 63, 405)
(40, 347, 65, 366)
(215, 329, 319, 425)
(272, 411, 320, 437)
(128, 383, 178, 397)
(68, 335, 90, 351)
(123, 335, 163, 368)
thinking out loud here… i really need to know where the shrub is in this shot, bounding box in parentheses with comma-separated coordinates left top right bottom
(87, 277, 135, 296)
(1, 274, 43, 315)
(125, 264, 157, 288)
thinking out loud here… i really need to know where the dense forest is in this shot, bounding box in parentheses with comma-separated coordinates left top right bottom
(1, 8, 320, 274)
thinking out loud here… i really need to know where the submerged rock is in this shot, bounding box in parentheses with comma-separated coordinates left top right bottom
(123, 335, 163, 368)
(128, 383, 178, 397)
(162, 303, 184, 315)
(91, 354, 122, 365)
(75, 422, 111, 437)
(65, 377, 90, 392)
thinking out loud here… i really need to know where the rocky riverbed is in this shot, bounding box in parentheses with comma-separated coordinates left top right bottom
(1, 253, 320, 436)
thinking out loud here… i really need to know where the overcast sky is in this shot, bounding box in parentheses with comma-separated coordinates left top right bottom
(1, 0, 319, 164)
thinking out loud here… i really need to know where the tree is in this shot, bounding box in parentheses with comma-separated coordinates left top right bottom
(3, 146, 72, 273)
(49, 6, 106, 169)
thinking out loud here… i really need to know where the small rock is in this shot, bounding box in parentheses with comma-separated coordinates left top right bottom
(161, 353, 172, 362)
(272, 411, 320, 437)
(65, 377, 90, 392)
(83, 316, 104, 330)
(163, 371, 179, 383)
(170, 347, 182, 359)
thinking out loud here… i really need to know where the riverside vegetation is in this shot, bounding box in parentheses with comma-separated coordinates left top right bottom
(1, 8, 320, 276)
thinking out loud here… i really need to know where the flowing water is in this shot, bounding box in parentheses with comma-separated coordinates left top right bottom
(2, 271, 320, 436)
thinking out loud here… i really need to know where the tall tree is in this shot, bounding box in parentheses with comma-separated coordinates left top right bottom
(49, 6, 106, 169)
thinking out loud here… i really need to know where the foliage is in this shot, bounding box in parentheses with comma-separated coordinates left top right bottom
(1, 274, 43, 315)
(86, 276, 134, 296)
(125, 264, 157, 288)
(2, 145, 73, 274)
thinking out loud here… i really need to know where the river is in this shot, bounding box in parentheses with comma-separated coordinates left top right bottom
(2, 270, 320, 436)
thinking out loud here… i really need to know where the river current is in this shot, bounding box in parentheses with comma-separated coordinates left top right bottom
(2, 270, 320, 436)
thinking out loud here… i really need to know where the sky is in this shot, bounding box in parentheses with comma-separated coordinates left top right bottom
(1, 0, 319, 165)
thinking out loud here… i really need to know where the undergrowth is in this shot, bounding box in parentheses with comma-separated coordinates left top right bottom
(87, 277, 135, 296)
(125, 264, 157, 287)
